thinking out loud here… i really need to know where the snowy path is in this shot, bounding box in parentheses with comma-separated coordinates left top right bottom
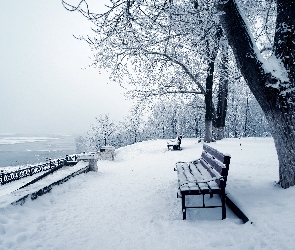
(0, 138, 294, 249)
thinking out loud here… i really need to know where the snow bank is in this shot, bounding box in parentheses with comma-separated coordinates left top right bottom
(0, 137, 294, 249)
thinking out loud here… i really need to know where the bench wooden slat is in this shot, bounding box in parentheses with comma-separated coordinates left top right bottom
(203, 144, 231, 166)
(203, 144, 225, 163)
(176, 163, 197, 193)
(201, 151, 227, 177)
(199, 159, 221, 187)
(176, 162, 219, 193)
(193, 162, 219, 193)
(191, 162, 219, 190)
(177, 162, 210, 185)
(201, 151, 222, 174)
(199, 159, 216, 178)
(177, 163, 204, 192)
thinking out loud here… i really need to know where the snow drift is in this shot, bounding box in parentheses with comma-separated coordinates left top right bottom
(0, 137, 294, 250)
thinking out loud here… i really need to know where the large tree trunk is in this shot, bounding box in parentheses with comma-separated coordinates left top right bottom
(244, 97, 249, 137)
(204, 26, 223, 143)
(215, 39, 229, 140)
(204, 60, 215, 142)
(216, 0, 295, 188)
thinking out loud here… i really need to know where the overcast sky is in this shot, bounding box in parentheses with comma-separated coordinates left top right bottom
(0, 0, 132, 135)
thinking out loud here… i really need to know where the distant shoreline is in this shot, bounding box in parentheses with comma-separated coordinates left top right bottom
(0, 134, 76, 168)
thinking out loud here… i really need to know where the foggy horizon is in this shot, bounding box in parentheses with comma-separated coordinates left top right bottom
(0, 0, 132, 135)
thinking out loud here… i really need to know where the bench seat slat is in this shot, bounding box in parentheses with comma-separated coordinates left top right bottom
(176, 163, 201, 193)
(177, 163, 198, 184)
(189, 162, 211, 179)
(177, 162, 209, 185)
(176, 162, 219, 192)
(190, 162, 220, 190)
(177, 163, 205, 191)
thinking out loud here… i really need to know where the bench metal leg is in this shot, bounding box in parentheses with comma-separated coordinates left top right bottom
(202, 194, 205, 207)
(182, 195, 186, 220)
(221, 196, 226, 219)
(221, 180, 226, 219)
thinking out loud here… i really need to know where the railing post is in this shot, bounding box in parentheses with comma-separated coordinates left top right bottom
(77, 153, 98, 172)
(0, 171, 3, 185)
(88, 159, 98, 171)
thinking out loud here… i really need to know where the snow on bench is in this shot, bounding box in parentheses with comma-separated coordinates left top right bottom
(174, 144, 231, 220)
(167, 136, 182, 150)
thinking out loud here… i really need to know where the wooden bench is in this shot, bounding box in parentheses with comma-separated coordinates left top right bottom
(167, 136, 182, 150)
(174, 144, 231, 220)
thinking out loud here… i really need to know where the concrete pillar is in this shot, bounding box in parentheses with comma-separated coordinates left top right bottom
(88, 158, 98, 172)
(77, 153, 98, 172)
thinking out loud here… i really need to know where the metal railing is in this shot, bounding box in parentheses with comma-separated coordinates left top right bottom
(0, 155, 78, 186)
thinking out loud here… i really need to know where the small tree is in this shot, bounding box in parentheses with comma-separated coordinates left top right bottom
(124, 105, 143, 144)
(88, 114, 117, 150)
(75, 135, 88, 153)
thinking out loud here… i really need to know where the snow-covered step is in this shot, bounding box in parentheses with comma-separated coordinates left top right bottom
(0, 161, 90, 208)
(0, 171, 48, 198)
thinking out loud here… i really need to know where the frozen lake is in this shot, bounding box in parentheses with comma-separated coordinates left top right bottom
(0, 133, 76, 167)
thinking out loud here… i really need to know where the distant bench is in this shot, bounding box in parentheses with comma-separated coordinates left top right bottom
(167, 136, 182, 150)
(174, 144, 231, 220)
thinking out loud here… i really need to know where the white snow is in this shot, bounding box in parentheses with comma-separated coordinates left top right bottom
(262, 55, 289, 83)
(0, 137, 294, 249)
(234, 0, 290, 85)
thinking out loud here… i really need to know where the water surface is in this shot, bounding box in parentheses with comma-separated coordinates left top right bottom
(0, 133, 76, 167)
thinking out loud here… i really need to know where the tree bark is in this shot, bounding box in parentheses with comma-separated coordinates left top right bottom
(216, 0, 295, 188)
(244, 97, 249, 137)
(215, 39, 229, 140)
(204, 120, 213, 142)
(204, 26, 223, 143)
(204, 60, 215, 142)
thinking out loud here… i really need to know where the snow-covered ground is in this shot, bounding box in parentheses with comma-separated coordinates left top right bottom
(0, 137, 294, 249)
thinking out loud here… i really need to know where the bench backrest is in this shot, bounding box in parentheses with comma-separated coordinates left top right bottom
(200, 144, 231, 187)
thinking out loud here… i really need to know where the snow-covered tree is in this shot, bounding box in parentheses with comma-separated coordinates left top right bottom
(88, 114, 117, 150)
(62, 0, 222, 142)
(216, 0, 295, 188)
(75, 135, 89, 153)
(64, 0, 295, 188)
(123, 105, 143, 144)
